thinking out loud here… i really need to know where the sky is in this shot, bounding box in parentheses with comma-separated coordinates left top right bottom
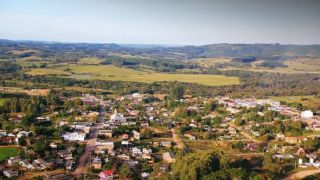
(0, 0, 319, 45)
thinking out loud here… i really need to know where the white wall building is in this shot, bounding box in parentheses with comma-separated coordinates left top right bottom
(110, 109, 126, 122)
(301, 110, 313, 119)
(62, 132, 86, 141)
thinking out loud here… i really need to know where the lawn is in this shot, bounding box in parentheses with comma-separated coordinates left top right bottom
(27, 65, 240, 86)
(0, 147, 19, 162)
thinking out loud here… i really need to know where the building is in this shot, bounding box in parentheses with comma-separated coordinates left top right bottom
(132, 130, 140, 140)
(96, 141, 114, 150)
(62, 132, 86, 141)
(99, 170, 113, 180)
(3, 170, 18, 178)
(163, 152, 176, 163)
(110, 109, 126, 122)
(301, 110, 313, 119)
(92, 157, 102, 169)
(98, 129, 113, 137)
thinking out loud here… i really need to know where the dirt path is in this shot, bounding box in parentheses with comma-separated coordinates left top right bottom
(171, 128, 185, 150)
(282, 169, 320, 180)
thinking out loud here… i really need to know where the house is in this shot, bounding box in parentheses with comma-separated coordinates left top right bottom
(92, 157, 102, 169)
(3, 170, 18, 178)
(301, 110, 313, 119)
(98, 129, 113, 138)
(160, 141, 172, 148)
(45, 171, 69, 180)
(100, 170, 113, 180)
(7, 157, 21, 166)
(132, 130, 140, 140)
(163, 152, 176, 163)
(141, 172, 150, 179)
(285, 136, 306, 144)
(96, 141, 114, 150)
(50, 142, 58, 149)
(65, 160, 73, 170)
(0, 130, 7, 136)
(33, 159, 52, 170)
(62, 132, 86, 141)
(122, 133, 129, 140)
(184, 134, 196, 140)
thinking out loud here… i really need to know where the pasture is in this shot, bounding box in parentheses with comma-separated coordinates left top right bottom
(195, 58, 320, 74)
(27, 64, 240, 86)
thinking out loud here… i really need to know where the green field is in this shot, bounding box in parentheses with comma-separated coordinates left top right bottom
(0, 147, 19, 162)
(27, 65, 240, 86)
(0, 99, 6, 106)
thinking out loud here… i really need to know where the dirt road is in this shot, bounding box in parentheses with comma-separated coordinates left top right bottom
(282, 169, 320, 180)
(171, 128, 185, 150)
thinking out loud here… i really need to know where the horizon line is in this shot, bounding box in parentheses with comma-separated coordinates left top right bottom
(1, 37, 320, 47)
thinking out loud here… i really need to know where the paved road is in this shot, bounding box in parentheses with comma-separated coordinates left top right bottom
(72, 102, 105, 177)
(72, 126, 98, 177)
(282, 169, 320, 180)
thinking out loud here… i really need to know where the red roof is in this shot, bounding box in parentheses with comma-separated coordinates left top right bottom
(102, 170, 113, 176)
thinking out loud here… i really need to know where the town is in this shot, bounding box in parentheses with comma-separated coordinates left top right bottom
(0, 86, 319, 179)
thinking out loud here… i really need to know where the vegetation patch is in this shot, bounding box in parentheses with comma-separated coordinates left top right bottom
(0, 147, 19, 162)
(27, 65, 240, 86)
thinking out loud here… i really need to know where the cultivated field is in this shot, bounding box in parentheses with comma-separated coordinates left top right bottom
(26, 64, 240, 86)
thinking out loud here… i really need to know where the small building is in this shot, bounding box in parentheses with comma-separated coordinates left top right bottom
(110, 109, 126, 122)
(163, 152, 176, 163)
(99, 170, 113, 180)
(301, 110, 313, 119)
(3, 170, 18, 178)
(98, 129, 113, 138)
(62, 132, 86, 141)
(92, 157, 102, 169)
(132, 130, 140, 140)
(160, 141, 172, 148)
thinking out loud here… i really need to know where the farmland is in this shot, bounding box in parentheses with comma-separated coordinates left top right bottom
(26, 65, 240, 86)
(195, 58, 320, 74)
(270, 95, 320, 111)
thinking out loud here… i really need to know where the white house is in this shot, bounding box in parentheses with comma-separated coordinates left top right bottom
(301, 110, 313, 119)
(132, 130, 140, 140)
(62, 132, 86, 141)
(3, 170, 18, 178)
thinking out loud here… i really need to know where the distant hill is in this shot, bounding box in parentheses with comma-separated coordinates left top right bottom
(0, 39, 320, 59)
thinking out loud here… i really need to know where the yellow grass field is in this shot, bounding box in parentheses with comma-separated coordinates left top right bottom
(270, 95, 320, 110)
(27, 65, 240, 86)
(196, 58, 320, 74)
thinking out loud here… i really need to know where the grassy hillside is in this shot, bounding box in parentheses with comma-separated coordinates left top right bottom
(27, 65, 240, 86)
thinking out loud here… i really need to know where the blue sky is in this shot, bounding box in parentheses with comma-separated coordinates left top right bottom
(0, 0, 319, 45)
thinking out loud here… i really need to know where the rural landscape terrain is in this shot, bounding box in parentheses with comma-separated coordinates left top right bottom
(1, 0, 320, 179)
(0, 40, 320, 180)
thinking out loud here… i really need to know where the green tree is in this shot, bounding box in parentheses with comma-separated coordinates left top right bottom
(119, 164, 133, 178)
(171, 86, 185, 100)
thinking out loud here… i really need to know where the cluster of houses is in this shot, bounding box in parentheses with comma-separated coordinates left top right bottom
(1, 91, 320, 179)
